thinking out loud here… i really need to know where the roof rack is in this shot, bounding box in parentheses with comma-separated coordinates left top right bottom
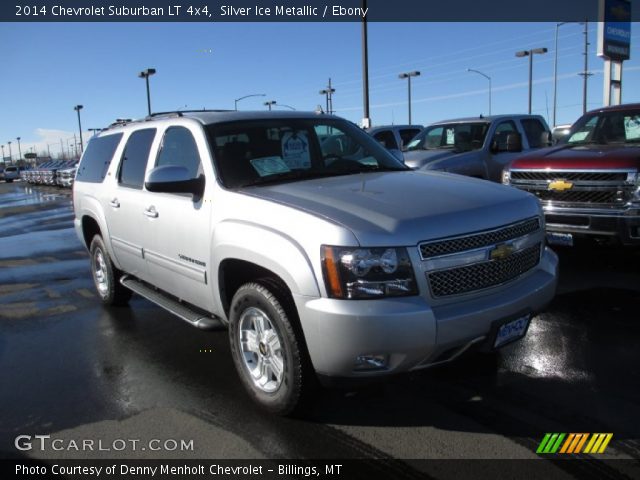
(145, 109, 233, 120)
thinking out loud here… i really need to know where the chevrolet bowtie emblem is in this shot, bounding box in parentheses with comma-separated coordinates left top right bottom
(490, 243, 515, 261)
(548, 179, 574, 192)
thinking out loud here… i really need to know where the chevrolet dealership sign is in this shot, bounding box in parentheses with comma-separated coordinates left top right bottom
(598, 0, 632, 61)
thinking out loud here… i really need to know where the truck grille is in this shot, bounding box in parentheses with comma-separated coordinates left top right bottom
(509, 169, 636, 206)
(511, 171, 627, 182)
(533, 190, 621, 204)
(419, 217, 540, 259)
(428, 244, 541, 298)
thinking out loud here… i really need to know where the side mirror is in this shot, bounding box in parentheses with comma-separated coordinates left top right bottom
(540, 131, 552, 147)
(388, 148, 405, 163)
(491, 132, 522, 153)
(505, 132, 523, 152)
(145, 165, 205, 198)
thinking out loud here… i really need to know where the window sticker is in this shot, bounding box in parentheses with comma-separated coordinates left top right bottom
(281, 131, 311, 169)
(250, 156, 290, 177)
(624, 115, 640, 140)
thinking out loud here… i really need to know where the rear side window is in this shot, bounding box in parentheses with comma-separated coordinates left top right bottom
(76, 133, 123, 183)
(521, 118, 548, 148)
(118, 129, 156, 189)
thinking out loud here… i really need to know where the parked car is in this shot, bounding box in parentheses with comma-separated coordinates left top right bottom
(367, 124, 423, 150)
(0, 166, 4, 182)
(73, 110, 557, 414)
(56, 161, 79, 188)
(3, 166, 20, 183)
(403, 114, 551, 182)
(503, 103, 640, 246)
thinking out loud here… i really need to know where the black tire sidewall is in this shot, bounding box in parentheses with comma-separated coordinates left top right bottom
(229, 282, 302, 415)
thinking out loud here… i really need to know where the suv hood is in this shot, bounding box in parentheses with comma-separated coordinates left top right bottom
(511, 144, 640, 170)
(243, 171, 540, 246)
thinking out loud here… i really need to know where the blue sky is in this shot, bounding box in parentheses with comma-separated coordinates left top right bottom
(0, 21, 638, 159)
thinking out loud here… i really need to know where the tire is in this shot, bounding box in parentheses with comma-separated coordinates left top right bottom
(228, 279, 311, 415)
(89, 234, 132, 306)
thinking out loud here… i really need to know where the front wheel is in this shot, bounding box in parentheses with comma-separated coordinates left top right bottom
(228, 280, 310, 415)
(89, 235, 132, 306)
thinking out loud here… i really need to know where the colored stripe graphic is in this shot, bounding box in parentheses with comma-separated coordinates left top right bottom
(537, 433, 613, 454)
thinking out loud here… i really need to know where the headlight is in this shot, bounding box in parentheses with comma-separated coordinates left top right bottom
(501, 169, 511, 185)
(321, 246, 418, 299)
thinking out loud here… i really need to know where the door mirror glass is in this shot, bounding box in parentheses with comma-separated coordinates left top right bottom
(145, 165, 205, 198)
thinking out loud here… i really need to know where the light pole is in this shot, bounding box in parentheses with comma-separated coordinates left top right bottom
(553, 22, 569, 127)
(516, 48, 548, 114)
(577, 20, 592, 115)
(16, 137, 22, 163)
(319, 78, 336, 114)
(264, 100, 277, 111)
(138, 68, 156, 116)
(74, 105, 84, 153)
(467, 69, 492, 116)
(274, 104, 296, 111)
(88, 128, 102, 136)
(1, 145, 4, 162)
(234, 93, 266, 111)
(7, 141, 12, 163)
(398, 71, 420, 124)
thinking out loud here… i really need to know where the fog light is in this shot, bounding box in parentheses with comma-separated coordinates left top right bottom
(354, 354, 389, 371)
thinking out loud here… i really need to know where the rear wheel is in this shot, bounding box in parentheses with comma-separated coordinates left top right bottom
(89, 235, 132, 306)
(228, 280, 311, 415)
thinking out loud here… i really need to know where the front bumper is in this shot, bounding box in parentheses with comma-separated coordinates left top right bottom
(543, 204, 640, 245)
(295, 246, 558, 382)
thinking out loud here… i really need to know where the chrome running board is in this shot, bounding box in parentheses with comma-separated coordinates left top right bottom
(120, 275, 225, 331)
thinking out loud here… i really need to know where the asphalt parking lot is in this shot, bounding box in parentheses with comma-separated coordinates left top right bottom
(0, 181, 639, 478)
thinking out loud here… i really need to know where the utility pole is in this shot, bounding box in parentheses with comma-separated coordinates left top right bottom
(319, 78, 336, 114)
(361, 0, 371, 128)
(578, 20, 593, 115)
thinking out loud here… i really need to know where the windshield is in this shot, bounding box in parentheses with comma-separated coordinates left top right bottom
(566, 109, 640, 145)
(207, 118, 408, 188)
(404, 122, 489, 152)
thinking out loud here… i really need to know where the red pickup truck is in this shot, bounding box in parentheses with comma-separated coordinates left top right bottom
(503, 103, 640, 246)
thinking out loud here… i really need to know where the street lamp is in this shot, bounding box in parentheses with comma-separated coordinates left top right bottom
(398, 71, 421, 124)
(234, 93, 266, 111)
(7, 141, 12, 163)
(319, 78, 336, 114)
(515, 48, 548, 114)
(88, 128, 102, 136)
(1, 145, 4, 162)
(274, 104, 296, 111)
(264, 100, 277, 111)
(138, 68, 156, 116)
(74, 105, 84, 153)
(467, 69, 492, 116)
(16, 137, 22, 163)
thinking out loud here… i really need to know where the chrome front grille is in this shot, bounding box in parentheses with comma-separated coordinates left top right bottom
(428, 244, 541, 298)
(509, 169, 635, 206)
(419, 217, 540, 259)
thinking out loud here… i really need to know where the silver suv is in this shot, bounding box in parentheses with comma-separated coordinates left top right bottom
(73, 111, 558, 414)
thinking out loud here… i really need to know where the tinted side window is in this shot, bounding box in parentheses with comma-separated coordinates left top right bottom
(521, 119, 548, 148)
(373, 130, 398, 149)
(76, 133, 123, 183)
(118, 129, 156, 189)
(399, 128, 421, 147)
(155, 127, 201, 177)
